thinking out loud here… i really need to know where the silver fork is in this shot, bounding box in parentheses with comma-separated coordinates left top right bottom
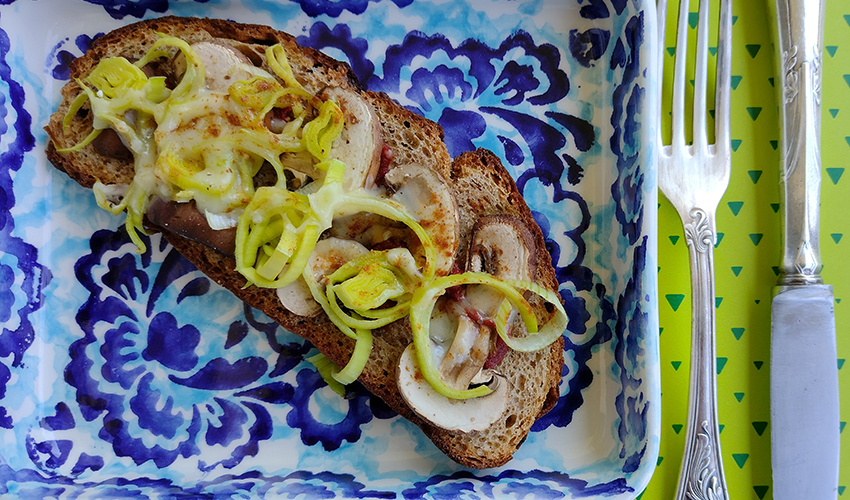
(657, 0, 733, 498)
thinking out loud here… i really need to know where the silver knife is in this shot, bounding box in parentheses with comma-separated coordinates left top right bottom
(767, 0, 840, 498)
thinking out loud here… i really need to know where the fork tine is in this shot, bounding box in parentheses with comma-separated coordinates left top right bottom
(670, 0, 691, 149)
(714, 0, 733, 152)
(691, 0, 711, 150)
(657, 0, 668, 105)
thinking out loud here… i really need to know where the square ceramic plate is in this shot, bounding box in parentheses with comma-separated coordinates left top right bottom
(0, 0, 660, 497)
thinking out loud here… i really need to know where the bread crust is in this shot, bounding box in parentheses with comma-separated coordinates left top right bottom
(44, 16, 564, 469)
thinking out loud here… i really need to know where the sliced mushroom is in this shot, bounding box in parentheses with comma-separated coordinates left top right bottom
(384, 163, 459, 277)
(92, 128, 133, 160)
(465, 215, 540, 367)
(438, 313, 491, 391)
(146, 198, 236, 255)
(276, 237, 369, 316)
(327, 212, 409, 249)
(397, 343, 510, 434)
(174, 41, 260, 92)
(467, 215, 538, 281)
(320, 87, 383, 191)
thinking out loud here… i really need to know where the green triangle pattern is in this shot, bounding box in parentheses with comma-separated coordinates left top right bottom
(672, 424, 683, 434)
(749, 233, 763, 245)
(838, 359, 845, 370)
(732, 328, 745, 340)
(667, 47, 676, 56)
(709, 46, 717, 56)
(719, 424, 725, 433)
(771, 203, 780, 213)
(733, 453, 749, 469)
(769, 140, 778, 150)
(827, 167, 844, 185)
(666, 294, 685, 312)
(669, 235, 680, 245)
(845, 14, 850, 26)
(688, 12, 699, 29)
(746, 107, 762, 120)
(768, 77, 775, 87)
(772, 266, 780, 276)
(754, 361, 764, 370)
(832, 233, 843, 244)
(731, 75, 742, 89)
(747, 170, 762, 183)
(731, 139, 742, 152)
(671, 361, 682, 371)
(715, 233, 725, 247)
(734, 392, 745, 402)
(841, 422, 846, 434)
(844, 75, 850, 89)
(728, 201, 743, 215)
(753, 486, 770, 499)
(745, 44, 761, 58)
(827, 46, 838, 57)
(840, 485, 846, 495)
(752, 421, 768, 436)
(716, 297, 723, 308)
(717, 357, 728, 374)
(731, 266, 742, 277)
(657, 456, 664, 466)
(830, 109, 840, 118)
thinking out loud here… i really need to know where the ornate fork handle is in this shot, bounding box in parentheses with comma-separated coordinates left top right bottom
(676, 207, 728, 500)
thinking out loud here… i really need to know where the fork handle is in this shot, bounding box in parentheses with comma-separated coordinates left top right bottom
(675, 207, 729, 500)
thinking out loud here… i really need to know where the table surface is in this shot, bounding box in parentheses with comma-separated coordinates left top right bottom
(640, 1, 849, 498)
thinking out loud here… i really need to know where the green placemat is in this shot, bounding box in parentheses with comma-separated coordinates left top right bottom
(640, 1, 849, 498)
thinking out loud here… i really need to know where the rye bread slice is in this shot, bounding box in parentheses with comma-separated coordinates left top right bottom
(44, 16, 564, 469)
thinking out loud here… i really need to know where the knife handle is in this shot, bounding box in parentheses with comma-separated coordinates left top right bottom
(767, 0, 826, 287)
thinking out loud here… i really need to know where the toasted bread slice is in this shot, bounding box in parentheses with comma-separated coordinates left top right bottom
(44, 16, 564, 469)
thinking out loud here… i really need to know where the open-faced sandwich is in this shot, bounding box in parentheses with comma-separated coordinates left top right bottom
(44, 16, 567, 469)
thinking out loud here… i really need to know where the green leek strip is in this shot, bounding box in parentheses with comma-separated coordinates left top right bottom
(497, 278, 568, 351)
(320, 249, 418, 329)
(265, 44, 304, 91)
(325, 286, 409, 330)
(331, 328, 373, 385)
(257, 223, 298, 280)
(136, 34, 205, 106)
(306, 353, 347, 397)
(275, 222, 320, 286)
(235, 187, 311, 277)
(121, 183, 150, 254)
(410, 278, 492, 401)
(62, 92, 91, 132)
(335, 194, 438, 281)
(409, 272, 564, 400)
(302, 99, 344, 161)
(56, 127, 102, 153)
(85, 57, 148, 99)
(228, 76, 284, 109)
(302, 267, 357, 339)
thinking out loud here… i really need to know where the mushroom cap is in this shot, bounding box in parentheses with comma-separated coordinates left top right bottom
(276, 237, 369, 316)
(397, 344, 510, 434)
(384, 163, 459, 277)
(320, 86, 383, 191)
(174, 40, 260, 92)
(467, 214, 538, 281)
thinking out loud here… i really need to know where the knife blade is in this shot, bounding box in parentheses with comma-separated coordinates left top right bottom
(767, 0, 840, 498)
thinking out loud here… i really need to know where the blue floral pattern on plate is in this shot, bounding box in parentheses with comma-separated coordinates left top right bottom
(0, 0, 659, 497)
